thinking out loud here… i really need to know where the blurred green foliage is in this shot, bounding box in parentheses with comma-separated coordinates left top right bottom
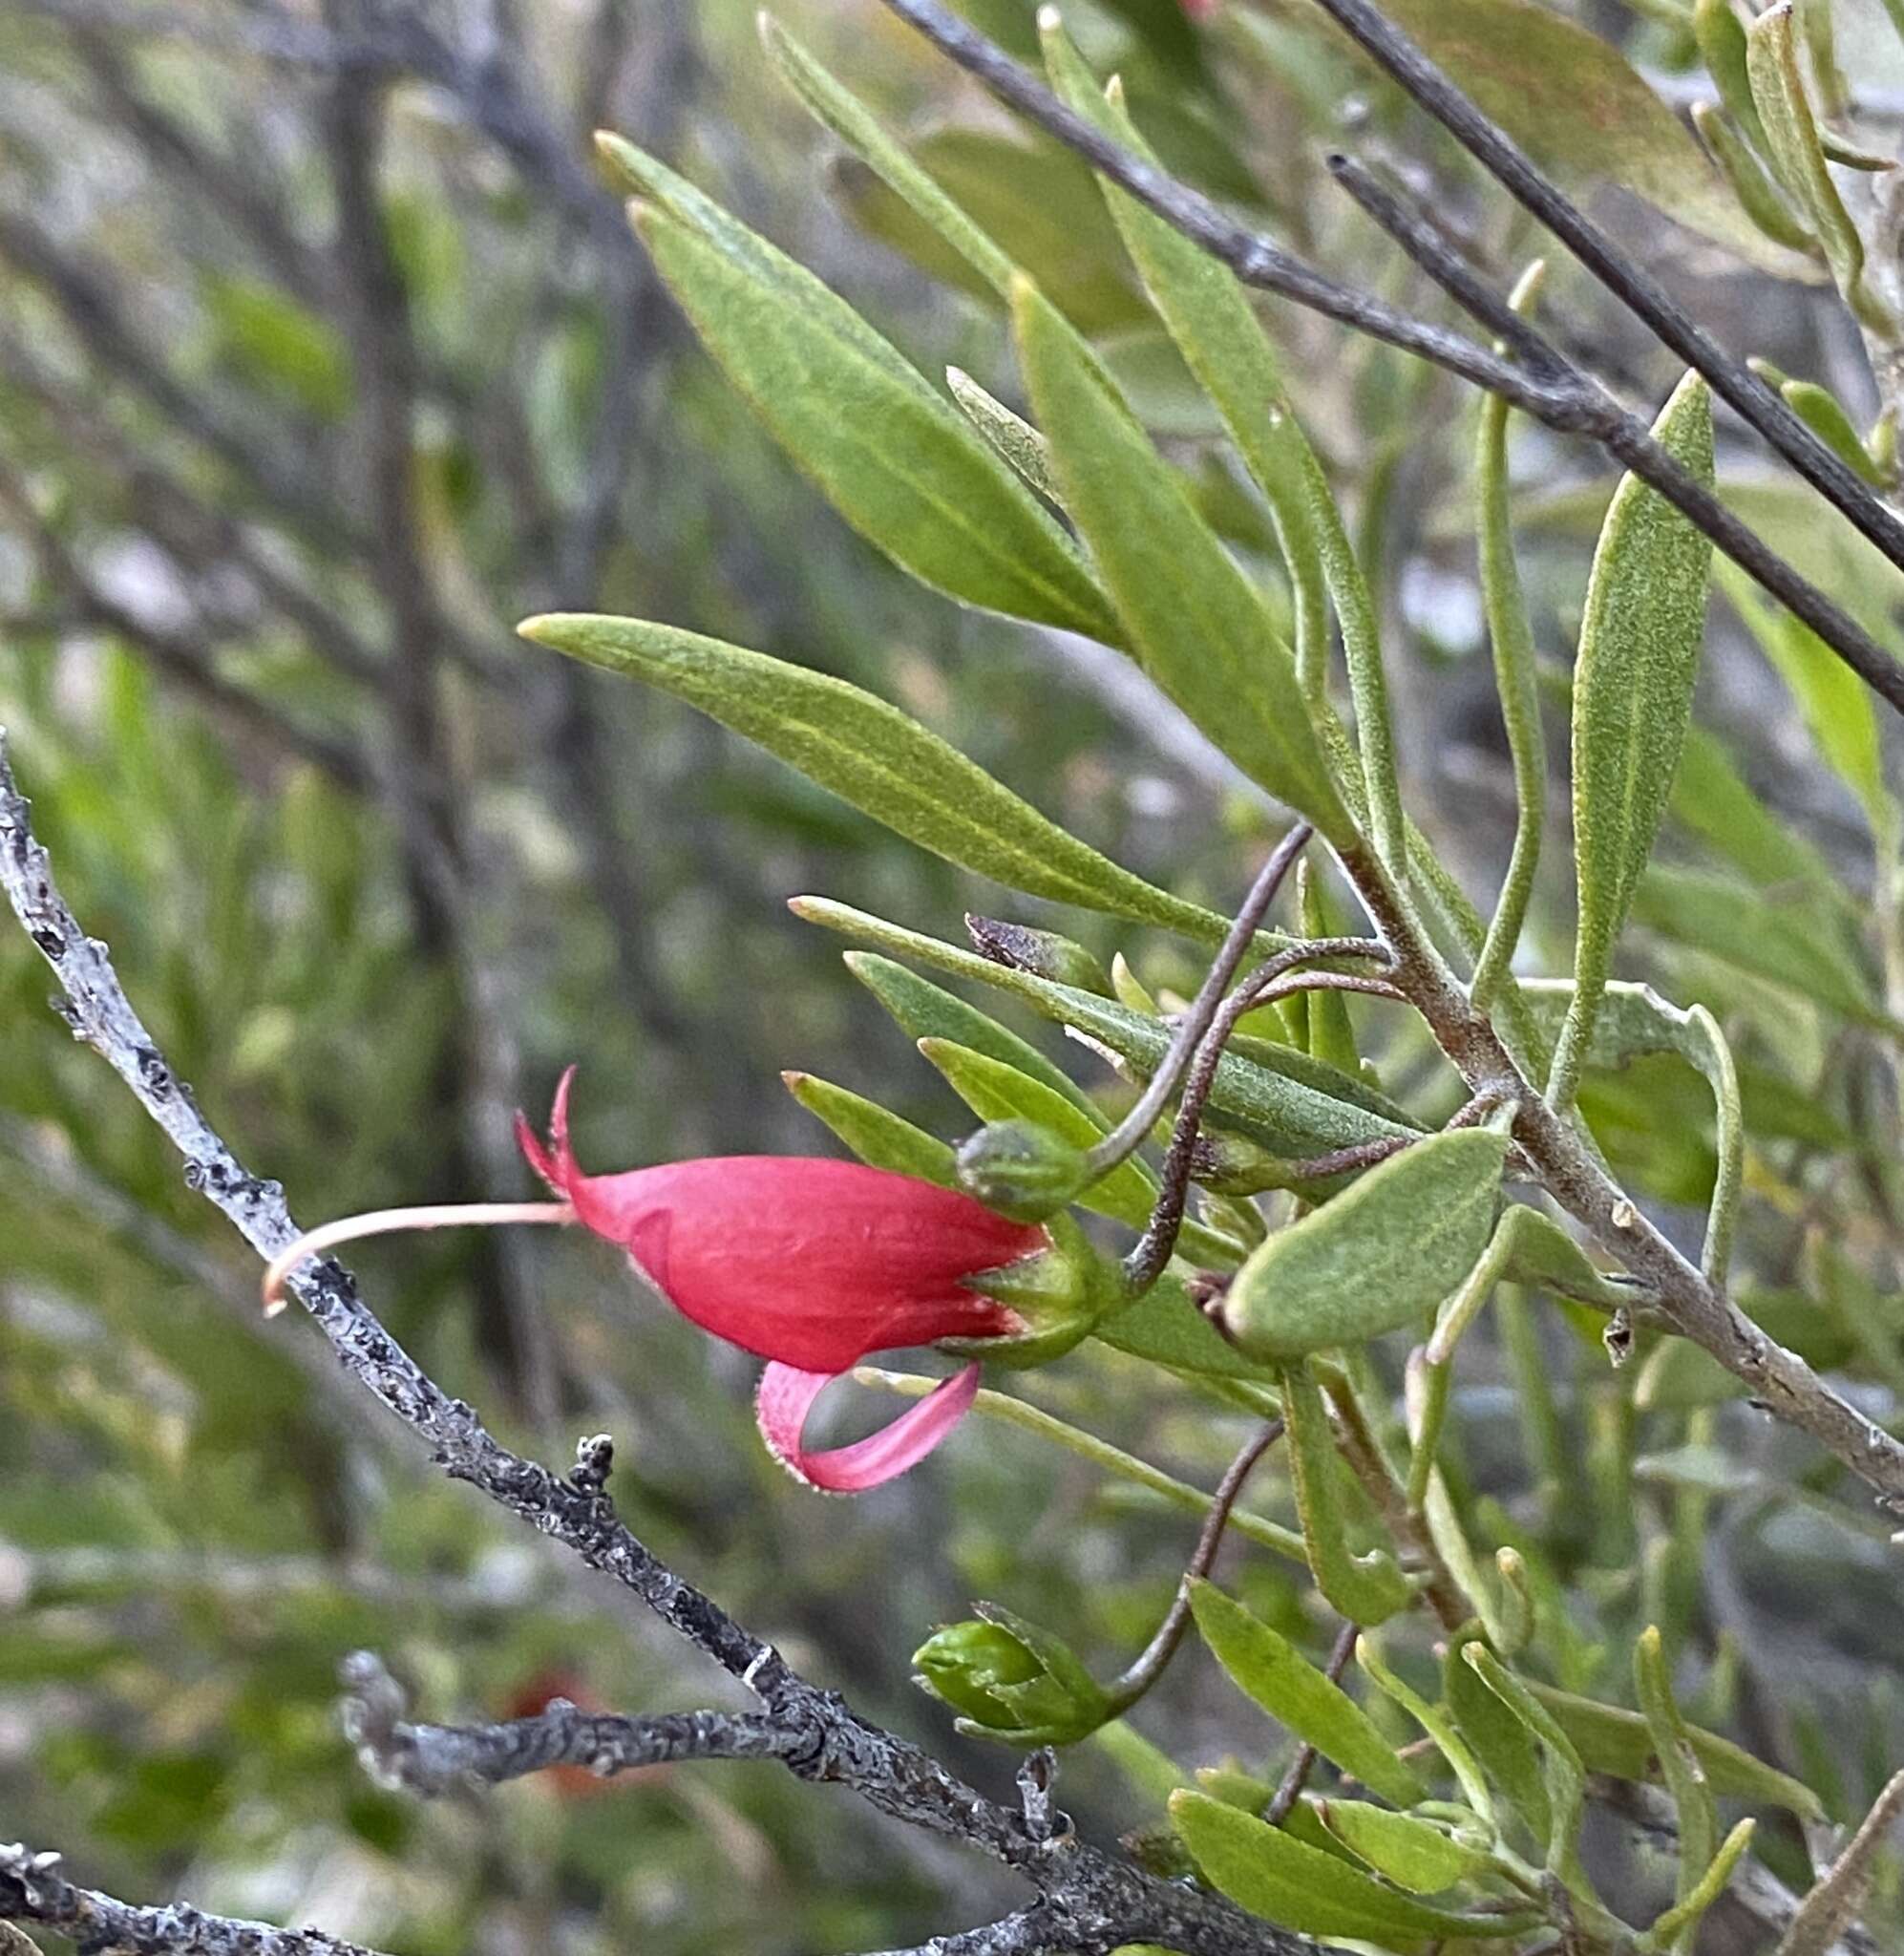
(7, 1, 1904, 1952)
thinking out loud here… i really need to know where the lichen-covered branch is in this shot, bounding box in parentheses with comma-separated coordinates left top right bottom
(0, 1844, 387, 1956)
(0, 731, 1318, 1956)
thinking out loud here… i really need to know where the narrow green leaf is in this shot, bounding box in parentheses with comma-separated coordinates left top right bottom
(1526, 1679, 1827, 1817)
(1694, 0, 1769, 157)
(616, 190, 1116, 638)
(1463, 1645, 1588, 1885)
(760, 14, 1013, 295)
(1010, 278, 1353, 840)
(946, 367, 1058, 501)
(1746, 3, 1892, 329)
(1470, 261, 1549, 1013)
(1445, 1626, 1552, 1850)
(833, 126, 1151, 333)
(1780, 378, 1892, 488)
(518, 614, 1211, 932)
(1650, 1816, 1756, 1948)
(1186, 1583, 1423, 1808)
(1038, 19, 1332, 712)
(1714, 558, 1886, 825)
(1671, 721, 1844, 895)
(1357, 1635, 1495, 1824)
(1170, 1793, 1538, 1941)
(1341, 0, 1818, 278)
(790, 898, 1422, 1157)
(1691, 102, 1819, 255)
(1551, 372, 1714, 1111)
(1224, 1130, 1509, 1360)
(1317, 1799, 1495, 1895)
(782, 1072, 957, 1184)
(1280, 1362, 1413, 1625)
(1635, 1625, 1717, 1948)
(846, 952, 1093, 1116)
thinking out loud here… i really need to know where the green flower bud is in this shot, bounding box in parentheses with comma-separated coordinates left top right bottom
(912, 1604, 1111, 1746)
(964, 915, 1113, 995)
(955, 1118, 1092, 1223)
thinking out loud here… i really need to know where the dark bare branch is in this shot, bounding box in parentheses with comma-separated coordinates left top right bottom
(873, 0, 1904, 718)
(0, 733, 1323, 1956)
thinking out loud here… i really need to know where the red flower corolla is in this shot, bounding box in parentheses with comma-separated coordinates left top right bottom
(516, 1069, 1047, 1491)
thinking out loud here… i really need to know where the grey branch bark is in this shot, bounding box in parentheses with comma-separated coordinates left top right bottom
(0, 731, 1320, 1956)
(0, 1843, 387, 1956)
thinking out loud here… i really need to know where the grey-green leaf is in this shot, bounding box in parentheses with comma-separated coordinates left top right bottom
(1223, 1129, 1509, 1359)
(1746, 4, 1892, 330)
(782, 1072, 958, 1185)
(518, 613, 1212, 933)
(790, 898, 1420, 1158)
(1551, 372, 1713, 1111)
(1317, 1800, 1495, 1896)
(1187, 1583, 1423, 1807)
(846, 952, 1094, 1116)
(1170, 1794, 1538, 1942)
(622, 192, 1117, 640)
(1010, 278, 1353, 840)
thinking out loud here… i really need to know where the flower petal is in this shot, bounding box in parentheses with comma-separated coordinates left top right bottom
(754, 1361, 981, 1493)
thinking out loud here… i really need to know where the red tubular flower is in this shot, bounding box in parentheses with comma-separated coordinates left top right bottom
(516, 1069, 1047, 1491)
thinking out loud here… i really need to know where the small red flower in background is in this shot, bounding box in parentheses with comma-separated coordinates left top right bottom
(517, 1069, 1047, 1492)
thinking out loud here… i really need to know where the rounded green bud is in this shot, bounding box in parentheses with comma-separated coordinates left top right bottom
(912, 1604, 1111, 1746)
(955, 1118, 1092, 1223)
(964, 915, 1113, 995)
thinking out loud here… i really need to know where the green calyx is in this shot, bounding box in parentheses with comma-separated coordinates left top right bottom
(952, 1212, 1118, 1370)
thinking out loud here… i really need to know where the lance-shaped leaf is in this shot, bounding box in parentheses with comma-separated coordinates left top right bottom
(782, 1072, 958, 1184)
(1446, 1626, 1551, 1849)
(602, 167, 1116, 640)
(1279, 1362, 1412, 1625)
(1011, 278, 1353, 840)
(1635, 1626, 1717, 1951)
(1170, 1794, 1539, 1942)
(1747, 4, 1892, 330)
(1223, 1129, 1509, 1359)
(1551, 373, 1713, 1111)
(1187, 1583, 1422, 1807)
(917, 1038, 1155, 1228)
(1318, 1800, 1496, 1896)
(519, 614, 1214, 934)
(1340, 0, 1817, 279)
(761, 15, 1014, 299)
(1526, 1679, 1826, 1817)
(790, 898, 1421, 1157)
(1039, 19, 1332, 709)
(1464, 1646, 1597, 1899)
(846, 953, 1092, 1116)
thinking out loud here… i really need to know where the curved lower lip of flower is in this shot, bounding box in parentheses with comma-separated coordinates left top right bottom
(755, 1362, 983, 1493)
